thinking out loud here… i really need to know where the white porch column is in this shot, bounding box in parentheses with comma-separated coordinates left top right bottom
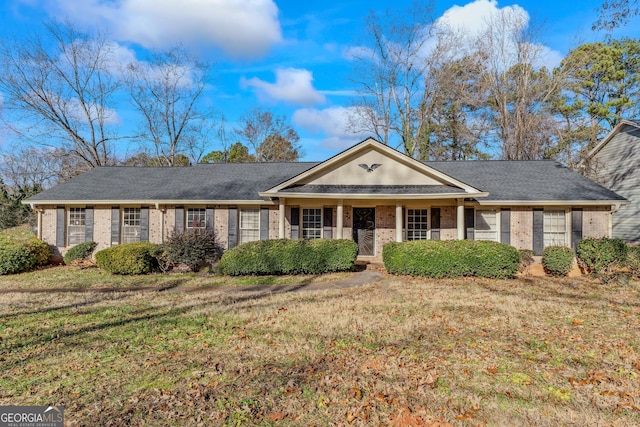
(457, 199, 465, 240)
(396, 201, 403, 242)
(336, 200, 344, 239)
(279, 198, 286, 239)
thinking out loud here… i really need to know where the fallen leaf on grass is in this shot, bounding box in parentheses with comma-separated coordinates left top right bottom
(265, 412, 286, 421)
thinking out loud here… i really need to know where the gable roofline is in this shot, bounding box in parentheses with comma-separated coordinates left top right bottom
(587, 119, 640, 159)
(260, 137, 486, 197)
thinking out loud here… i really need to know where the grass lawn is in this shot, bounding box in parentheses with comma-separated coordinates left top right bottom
(0, 271, 639, 426)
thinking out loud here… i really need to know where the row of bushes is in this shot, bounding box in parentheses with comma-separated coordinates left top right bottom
(219, 239, 358, 275)
(382, 240, 521, 279)
(0, 234, 52, 275)
(520, 238, 640, 281)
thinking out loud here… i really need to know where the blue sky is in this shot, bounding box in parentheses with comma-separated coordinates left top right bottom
(0, 0, 636, 161)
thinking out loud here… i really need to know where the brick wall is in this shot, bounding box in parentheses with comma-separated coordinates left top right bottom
(440, 206, 458, 240)
(511, 207, 533, 250)
(215, 207, 229, 249)
(268, 206, 279, 240)
(375, 205, 395, 258)
(149, 208, 163, 244)
(93, 207, 111, 252)
(41, 207, 57, 247)
(583, 207, 610, 238)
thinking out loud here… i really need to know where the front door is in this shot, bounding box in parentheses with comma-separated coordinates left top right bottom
(353, 208, 375, 256)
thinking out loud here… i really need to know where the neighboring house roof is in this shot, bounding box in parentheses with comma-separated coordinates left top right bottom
(587, 119, 640, 159)
(26, 139, 627, 206)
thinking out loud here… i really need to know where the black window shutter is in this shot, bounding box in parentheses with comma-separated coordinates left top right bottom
(260, 207, 269, 240)
(175, 207, 184, 233)
(85, 207, 94, 242)
(111, 207, 120, 245)
(431, 208, 441, 240)
(228, 207, 238, 248)
(533, 208, 544, 256)
(206, 208, 215, 230)
(140, 207, 149, 242)
(571, 208, 583, 252)
(501, 208, 511, 245)
(290, 207, 300, 239)
(56, 207, 65, 247)
(464, 208, 475, 240)
(323, 207, 333, 239)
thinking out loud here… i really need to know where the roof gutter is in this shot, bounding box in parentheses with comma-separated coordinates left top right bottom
(258, 191, 490, 200)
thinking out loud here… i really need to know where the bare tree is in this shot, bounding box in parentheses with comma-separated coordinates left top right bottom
(348, 2, 439, 159)
(594, 0, 639, 30)
(234, 107, 300, 162)
(0, 21, 120, 167)
(0, 146, 64, 190)
(126, 46, 215, 166)
(477, 10, 565, 160)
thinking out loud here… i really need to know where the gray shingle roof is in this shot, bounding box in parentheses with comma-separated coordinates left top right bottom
(426, 160, 626, 201)
(27, 162, 319, 202)
(27, 159, 626, 203)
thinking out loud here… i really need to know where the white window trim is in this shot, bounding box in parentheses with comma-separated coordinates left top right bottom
(239, 208, 261, 244)
(406, 208, 430, 241)
(122, 207, 141, 244)
(302, 207, 323, 240)
(186, 207, 207, 231)
(543, 208, 570, 248)
(68, 207, 86, 245)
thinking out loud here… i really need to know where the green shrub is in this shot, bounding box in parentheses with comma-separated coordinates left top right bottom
(95, 242, 159, 275)
(161, 229, 222, 272)
(0, 242, 37, 275)
(626, 245, 640, 279)
(519, 249, 535, 272)
(219, 239, 358, 276)
(64, 241, 97, 265)
(23, 238, 52, 266)
(382, 240, 520, 279)
(542, 246, 575, 276)
(576, 237, 628, 277)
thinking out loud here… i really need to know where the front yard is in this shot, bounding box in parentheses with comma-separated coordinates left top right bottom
(0, 269, 639, 426)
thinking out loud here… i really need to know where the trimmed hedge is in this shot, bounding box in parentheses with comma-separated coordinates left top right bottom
(0, 243, 37, 275)
(542, 246, 575, 276)
(383, 240, 520, 279)
(64, 241, 97, 265)
(576, 237, 628, 276)
(219, 239, 358, 276)
(95, 242, 159, 275)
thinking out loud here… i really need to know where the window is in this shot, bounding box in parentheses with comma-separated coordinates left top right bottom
(302, 208, 322, 239)
(187, 208, 206, 231)
(68, 208, 86, 245)
(544, 210, 567, 247)
(475, 210, 498, 242)
(239, 209, 260, 244)
(407, 209, 428, 240)
(122, 208, 141, 243)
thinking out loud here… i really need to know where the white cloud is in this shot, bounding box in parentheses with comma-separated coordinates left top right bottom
(44, 0, 282, 58)
(434, 0, 563, 69)
(293, 106, 367, 150)
(435, 0, 528, 36)
(240, 68, 325, 106)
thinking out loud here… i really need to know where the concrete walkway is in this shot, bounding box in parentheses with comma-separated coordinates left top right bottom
(0, 269, 385, 294)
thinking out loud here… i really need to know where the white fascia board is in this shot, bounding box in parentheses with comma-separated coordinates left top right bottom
(25, 199, 276, 207)
(476, 200, 629, 206)
(259, 192, 490, 200)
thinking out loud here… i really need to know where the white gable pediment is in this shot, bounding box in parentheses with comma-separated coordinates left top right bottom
(261, 138, 485, 198)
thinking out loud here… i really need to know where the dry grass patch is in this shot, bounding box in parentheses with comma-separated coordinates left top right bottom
(0, 265, 351, 290)
(0, 275, 639, 426)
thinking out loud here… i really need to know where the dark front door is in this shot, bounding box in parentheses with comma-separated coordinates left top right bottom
(353, 208, 375, 256)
